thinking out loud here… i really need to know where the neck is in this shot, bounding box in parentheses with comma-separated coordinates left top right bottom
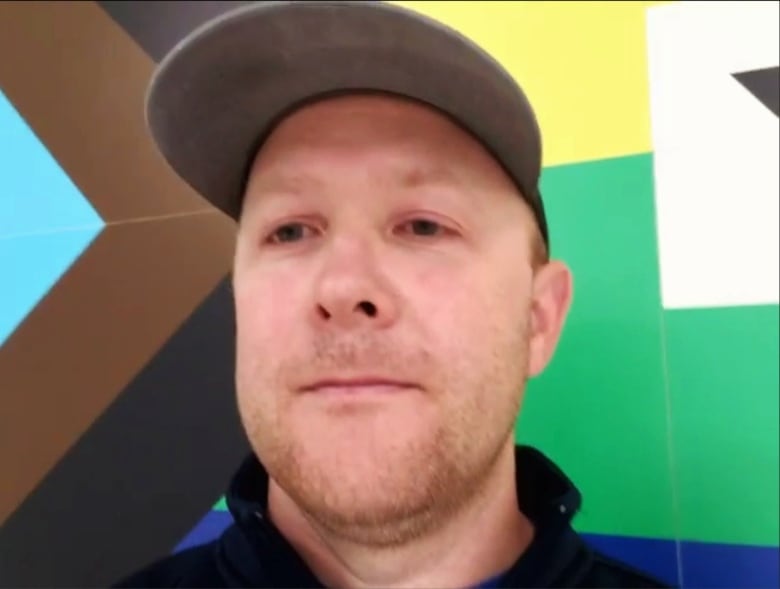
(267, 440, 535, 589)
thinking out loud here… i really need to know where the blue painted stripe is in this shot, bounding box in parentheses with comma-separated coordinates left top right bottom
(173, 510, 233, 553)
(0, 89, 103, 237)
(0, 229, 101, 346)
(583, 532, 680, 587)
(0, 88, 104, 346)
(680, 539, 779, 589)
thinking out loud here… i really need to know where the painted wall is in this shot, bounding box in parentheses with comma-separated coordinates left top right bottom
(1, 2, 777, 587)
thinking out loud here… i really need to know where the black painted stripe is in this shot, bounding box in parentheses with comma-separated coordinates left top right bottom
(0, 277, 249, 587)
(98, 0, 253, 62)
(733, 66, 779, 117)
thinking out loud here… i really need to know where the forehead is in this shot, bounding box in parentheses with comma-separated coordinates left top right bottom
(245, 94, 520, 196)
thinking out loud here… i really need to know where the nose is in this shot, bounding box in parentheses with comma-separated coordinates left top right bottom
(310, 236, 399, 331)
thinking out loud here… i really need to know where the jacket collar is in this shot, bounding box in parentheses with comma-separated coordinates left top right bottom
(219, 445, 585, 587)
(226, 445, 582, 526)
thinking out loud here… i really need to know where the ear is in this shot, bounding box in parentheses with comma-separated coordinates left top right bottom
(527, 260, 574, 377)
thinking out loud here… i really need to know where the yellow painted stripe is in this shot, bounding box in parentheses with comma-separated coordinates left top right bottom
(388, 1, 674, 166)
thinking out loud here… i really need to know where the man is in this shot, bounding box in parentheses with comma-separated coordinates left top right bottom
(117, 2, 670, 587)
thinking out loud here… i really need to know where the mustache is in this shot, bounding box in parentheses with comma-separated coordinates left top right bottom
(282, 331, 430, 375)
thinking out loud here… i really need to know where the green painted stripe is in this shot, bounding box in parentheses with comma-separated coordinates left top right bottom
(665, 304, 779, 547)
(213, 496, 228, 512)
(516, 153, 677, 540)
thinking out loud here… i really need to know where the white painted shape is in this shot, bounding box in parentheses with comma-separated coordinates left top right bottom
(647, 1, 779, 309)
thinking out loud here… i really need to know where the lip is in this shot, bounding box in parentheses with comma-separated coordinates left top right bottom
(300, 377, 418, 394)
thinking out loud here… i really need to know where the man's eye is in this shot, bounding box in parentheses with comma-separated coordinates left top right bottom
(398, 219, 445, 237)
(267, 223, 316, 244)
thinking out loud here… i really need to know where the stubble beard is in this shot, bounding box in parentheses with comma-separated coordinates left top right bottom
(237, 320, 530, 549)
(252, 410, 518, 549)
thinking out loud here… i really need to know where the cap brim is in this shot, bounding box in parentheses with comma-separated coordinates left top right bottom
(145, 0, 547, 242)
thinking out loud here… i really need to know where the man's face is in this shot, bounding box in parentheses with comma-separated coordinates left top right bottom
(232, 94, 568, 545)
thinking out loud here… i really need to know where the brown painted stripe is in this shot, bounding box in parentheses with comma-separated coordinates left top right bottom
(0, 0, 238, 525)
(0, 0, 211, 223)
(0, 211, 236, 526)
(0, 277, 249, 588)
(0, 1, 249, 583)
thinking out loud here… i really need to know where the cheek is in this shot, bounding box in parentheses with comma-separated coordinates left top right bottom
(407, 258, 532, 402)
(409, 257, 530, 339)
(233, 268, 304, 380)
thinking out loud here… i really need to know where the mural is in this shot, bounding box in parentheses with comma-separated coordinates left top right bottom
(1, 1, 777, 587)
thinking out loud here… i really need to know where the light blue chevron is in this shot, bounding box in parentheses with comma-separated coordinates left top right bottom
(0, 89, 104, 346)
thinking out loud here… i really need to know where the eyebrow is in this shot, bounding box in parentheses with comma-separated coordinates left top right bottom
(400, 165, 463, 190)
(252, 163, 464, 196)
(250, 170, 324, 196)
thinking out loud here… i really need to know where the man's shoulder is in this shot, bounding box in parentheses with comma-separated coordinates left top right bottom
(576, 549, 674, 588)
(112, 541, 224, 588)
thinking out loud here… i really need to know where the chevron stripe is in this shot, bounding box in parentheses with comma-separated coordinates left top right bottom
(0, 279, 249, 587)
(0, 90, 103, 345)
(1, 2, 777, 588)
(0, 3, 240, 586)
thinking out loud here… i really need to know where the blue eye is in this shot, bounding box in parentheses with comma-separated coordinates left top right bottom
(267, 223, 314, 244)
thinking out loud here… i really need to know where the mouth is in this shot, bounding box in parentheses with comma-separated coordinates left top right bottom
(300, 376, 419, 395)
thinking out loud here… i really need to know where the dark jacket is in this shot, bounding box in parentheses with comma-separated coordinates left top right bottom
(115, 446, 671, 588)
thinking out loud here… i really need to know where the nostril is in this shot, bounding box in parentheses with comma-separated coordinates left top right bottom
(318, 305, 331, 319)
(357, 301, 377, 317)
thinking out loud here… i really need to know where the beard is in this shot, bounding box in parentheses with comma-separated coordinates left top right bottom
(235, 315, 530, 548)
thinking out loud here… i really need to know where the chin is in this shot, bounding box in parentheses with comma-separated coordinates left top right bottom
(303, 418, 428, 466)
(269, 417, 436, 485)
(280, 445, 440, 542)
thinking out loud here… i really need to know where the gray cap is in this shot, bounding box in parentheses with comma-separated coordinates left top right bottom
(145, 0, 550, 246)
